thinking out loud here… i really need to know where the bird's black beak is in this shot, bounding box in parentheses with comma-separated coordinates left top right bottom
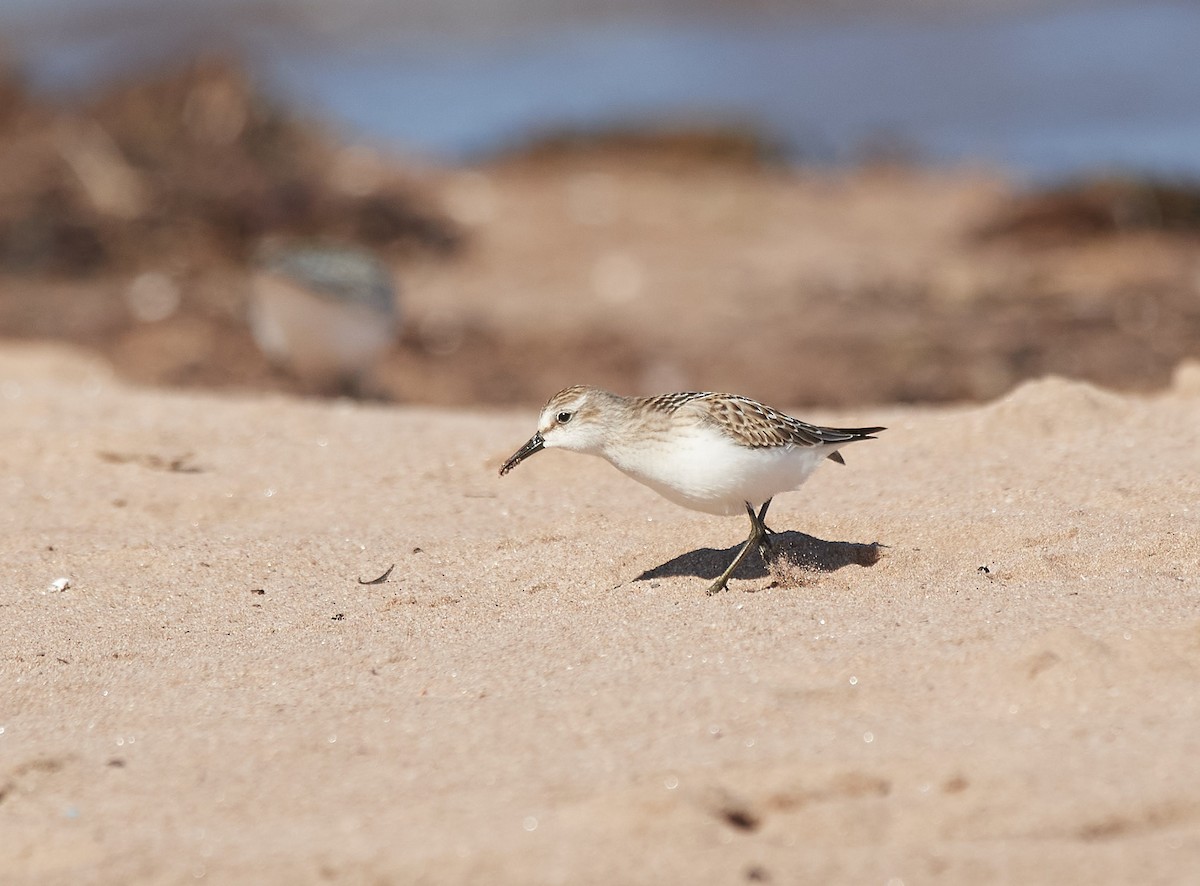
(499, 432, 545, 476)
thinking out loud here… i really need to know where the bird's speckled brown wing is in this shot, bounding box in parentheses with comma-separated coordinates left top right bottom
(647, 392, 884, 450)
(641, 391, 709, 414)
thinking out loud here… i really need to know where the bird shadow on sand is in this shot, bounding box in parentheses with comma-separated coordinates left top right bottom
(635, 531, 885, 587)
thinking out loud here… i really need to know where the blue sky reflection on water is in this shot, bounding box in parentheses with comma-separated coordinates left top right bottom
(7, 2, 1200, 179)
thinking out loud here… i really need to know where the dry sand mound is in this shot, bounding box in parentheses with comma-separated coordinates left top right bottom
(2, 344, 1199, 884)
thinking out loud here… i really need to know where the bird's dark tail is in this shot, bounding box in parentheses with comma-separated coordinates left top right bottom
(821, 425, 886, 464)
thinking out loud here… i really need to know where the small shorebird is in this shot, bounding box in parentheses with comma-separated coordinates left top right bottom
(500, 386, 884, 594)
(250, 243, 399, 395)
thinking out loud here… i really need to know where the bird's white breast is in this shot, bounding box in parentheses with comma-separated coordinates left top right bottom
(601, 424, 830, 516)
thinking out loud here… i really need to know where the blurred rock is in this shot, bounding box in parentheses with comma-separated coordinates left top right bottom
(250, 242, 400, 395)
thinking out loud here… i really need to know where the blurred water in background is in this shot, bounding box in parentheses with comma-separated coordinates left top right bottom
(2, 0, 1199, 179)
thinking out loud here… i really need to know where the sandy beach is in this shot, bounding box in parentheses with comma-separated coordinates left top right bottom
(3, 343, 1198, 883)
(2, 39, 1200, 884)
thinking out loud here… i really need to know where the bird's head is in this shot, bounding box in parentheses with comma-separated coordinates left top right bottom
(499, 385, 612, 475)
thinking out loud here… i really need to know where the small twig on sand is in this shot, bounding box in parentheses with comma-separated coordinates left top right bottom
(357, 564, 395, 585)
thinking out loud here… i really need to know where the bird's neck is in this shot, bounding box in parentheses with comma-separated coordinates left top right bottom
(594, 393, 669, 464)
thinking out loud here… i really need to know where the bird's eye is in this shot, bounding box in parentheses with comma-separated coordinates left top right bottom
(556, 411, 573, 424)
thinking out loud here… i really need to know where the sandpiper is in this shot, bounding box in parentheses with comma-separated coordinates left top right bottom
(500, 386, 884, 594)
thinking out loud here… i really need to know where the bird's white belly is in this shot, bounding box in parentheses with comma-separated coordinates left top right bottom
(603, 427, 829, 516)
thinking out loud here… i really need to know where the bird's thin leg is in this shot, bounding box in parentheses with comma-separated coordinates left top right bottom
(755, 499, 775, 555)
(707, 502, 767, 595)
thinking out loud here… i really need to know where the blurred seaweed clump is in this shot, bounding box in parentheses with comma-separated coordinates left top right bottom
(0, 57, 459, 277)
(495, 124, 786, 172)
(975, 176, 1200, 244)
